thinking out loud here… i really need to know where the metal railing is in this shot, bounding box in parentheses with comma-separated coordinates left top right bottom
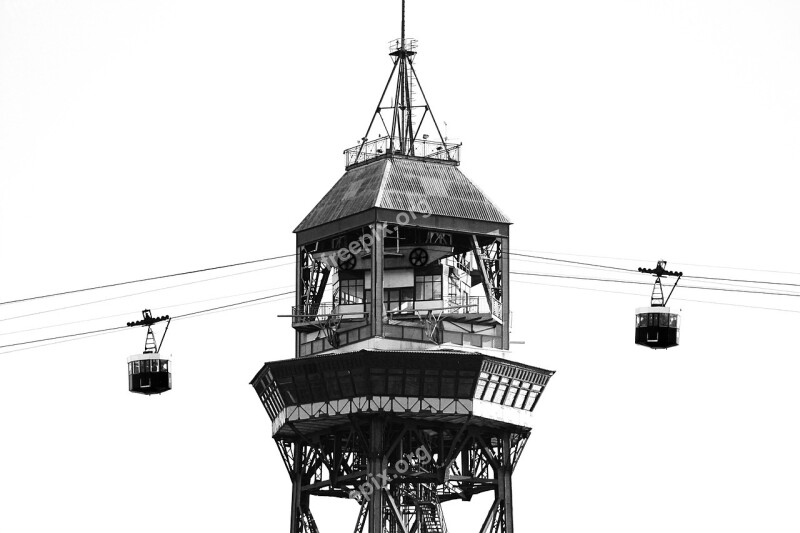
(292, 303, 370, 322)
(389, 38, 418, 54)
(344, 136, 461, 168)
(446, 296, 479, 314)
(489, 296, 503, 322)
(292, 303, 334, 322)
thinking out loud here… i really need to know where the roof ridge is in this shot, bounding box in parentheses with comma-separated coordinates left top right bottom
(373, 157, 391, 208)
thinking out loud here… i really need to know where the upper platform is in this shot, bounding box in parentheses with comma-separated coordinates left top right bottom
(251, 348, 554, 438)
(295, 156, 510, 234)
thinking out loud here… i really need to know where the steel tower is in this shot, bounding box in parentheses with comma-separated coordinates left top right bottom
(251, 3, 554, 532)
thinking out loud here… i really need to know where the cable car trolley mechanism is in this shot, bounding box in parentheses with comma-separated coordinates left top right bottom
(126, 309, 172, 394)
(635, 260, 683, 349)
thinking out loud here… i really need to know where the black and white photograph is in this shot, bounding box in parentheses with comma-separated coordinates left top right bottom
(1, 1, 798, 532)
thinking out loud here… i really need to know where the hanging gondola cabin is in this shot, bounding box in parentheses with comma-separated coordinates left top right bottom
(126, 309, 172, 394)
(635, 306, 680, 349)
(128, 353, 172, 395)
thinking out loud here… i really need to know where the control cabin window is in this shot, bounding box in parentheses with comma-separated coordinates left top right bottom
(336, 278, 365, 304)
(415, 275, 442, 301)
(385, 288, 414, 312)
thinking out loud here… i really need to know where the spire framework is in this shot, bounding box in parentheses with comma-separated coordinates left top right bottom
(344, 1, 459, 169)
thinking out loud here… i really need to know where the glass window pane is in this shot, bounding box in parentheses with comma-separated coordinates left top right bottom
(405, 371, 420, 397)
(388, 374, 403, 396)
(513, 390, 527, 408)
(474, 380, 486, 399)
(484, 381, 497, 401)
(503, 387, 517, 406)
(370, 369, 387, 396)
(524, 393, 537, 411)
(423, 372, 439, 396)
(495, 383, 508, 404)
(441, 377, 456, 397)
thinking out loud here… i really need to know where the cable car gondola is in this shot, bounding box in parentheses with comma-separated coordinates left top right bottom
(635, 261, 682, 350)
(126, 309, 172, 395)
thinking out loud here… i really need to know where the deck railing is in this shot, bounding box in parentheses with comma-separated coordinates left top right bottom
(344, 136, 460, 168)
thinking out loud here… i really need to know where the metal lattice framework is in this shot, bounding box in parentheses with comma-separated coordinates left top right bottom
(252, 350, 553, 533)
(299, 248, 330, 317)
(255, 3, 551, 531)
(471, 237, 503, 322)
(274, 416, 528, 533)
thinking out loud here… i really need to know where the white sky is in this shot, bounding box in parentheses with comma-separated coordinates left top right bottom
(1, 1, 799, 532)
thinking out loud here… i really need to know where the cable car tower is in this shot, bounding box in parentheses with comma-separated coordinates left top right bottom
(251, 3, 555, 532)
(126, 309, 172, 394)
(635, 261, 683, 349)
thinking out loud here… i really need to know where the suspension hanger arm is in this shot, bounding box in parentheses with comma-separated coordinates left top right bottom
(664, 274, 682, 306)
(157, 317, 171, 353)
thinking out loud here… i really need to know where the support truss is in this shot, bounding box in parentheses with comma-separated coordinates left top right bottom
(471, 236, 503, 322)
(277, 416, 529, 533)
(300, 248, 330, 317)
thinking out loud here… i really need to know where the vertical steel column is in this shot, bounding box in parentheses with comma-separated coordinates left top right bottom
(500, 237, 510, 350)
(368, 417, 386, 533)
(290, 442, 303, 533)
(500, 433, 514, 533)
(370, 222, 386, 338)
(295, 247, 303, 358)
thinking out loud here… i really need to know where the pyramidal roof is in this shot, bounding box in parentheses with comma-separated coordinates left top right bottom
(295, 157, 510, 232)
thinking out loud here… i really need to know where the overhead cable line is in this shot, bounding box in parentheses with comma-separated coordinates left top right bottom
(170, 292, 294, 321)
(533, 253, 800, 289)
(509, 255, 800, 295)
(0, 261, 294, 323)
(0, 285, 294, 337)
(509, 252, 637, 273)
(514, 248, 800, 277)
(681, 273, 800, 288)
(513, 279, 800, 314)
(0, 294, 295, 356)
(0, 291, 294, 351)
(0, 254, 294, 307)
(509, 271, 800, 298)
(510, 252, 800, 288)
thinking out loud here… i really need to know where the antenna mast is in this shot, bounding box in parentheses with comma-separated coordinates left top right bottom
(349, 0, 453, 166)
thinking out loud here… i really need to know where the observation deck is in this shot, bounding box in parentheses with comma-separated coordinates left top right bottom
(344, 136, 461, 169)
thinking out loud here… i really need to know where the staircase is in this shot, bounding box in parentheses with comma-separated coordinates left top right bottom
(417, 501, 445, 533)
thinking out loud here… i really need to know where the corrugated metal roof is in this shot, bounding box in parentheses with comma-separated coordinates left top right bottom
(294, 159, 388, 232)
(295, 157, 509, 232)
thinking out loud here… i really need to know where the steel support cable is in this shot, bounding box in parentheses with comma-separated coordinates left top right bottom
(0, 261, 294, 323)
(0, 285, 294, 337)
(0, 291, 294, 351)
(509, 251, 800, 288)
(509, 256, 800, 295)
(0, 294, 295, 356)
(509, 271, 800, 298)
(0, 253, 295, 307)
(512, 279, 800, 314)
(513, 248, 800, 278)
(508, 252, 637, 273)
